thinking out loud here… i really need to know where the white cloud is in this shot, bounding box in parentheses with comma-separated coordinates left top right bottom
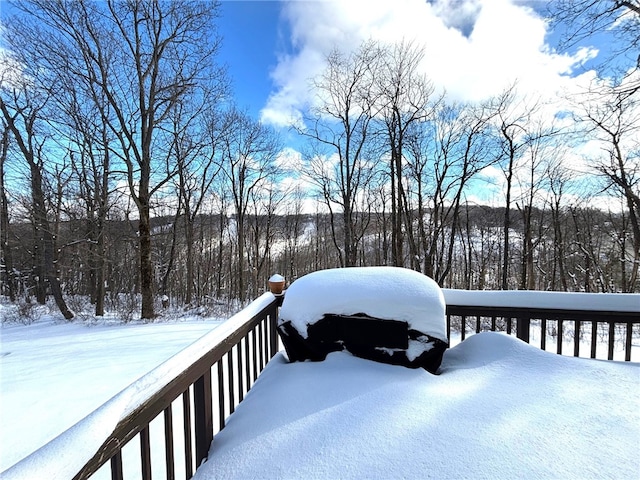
(275, 146, 304, 171)
(0, 47, 29, 91)
(261, 0, 600, 127)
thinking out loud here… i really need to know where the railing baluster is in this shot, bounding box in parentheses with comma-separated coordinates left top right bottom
(228, 351, 235, 415)
(541, 318, 547, 351)
(557, 320, 563, 355)
(262, 317, 268, 363)
(264, 318, 271, 367)
(516, 316, 530, 343)
(265, 319, 271, 366)
(182, 389, 193, 479)
(194, 369, 213, 468)
(244, 335, 252, 391)
(625, 324, 632, 362)
(590, 321, 598, 358)
(238, 340, 245, 403)
(475, 315, 481, 333)
(608, 322, 615, 360)
(110, 450, 123, 480)
(461, 315, 466, 340)
(491, 316, 496, 332)
(252, 327, 259, 382)
(140, 426, 152, 480)
(164, 405, 175, 480)
(259, 320, 265, 371)
(217, 360, 225, 431)
(573, 320, 581, 358)
(267, 316, 273, 359)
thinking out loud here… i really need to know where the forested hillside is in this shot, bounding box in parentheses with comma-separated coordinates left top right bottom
(2, 203, 636, 317)
(1, 1, 638, 320)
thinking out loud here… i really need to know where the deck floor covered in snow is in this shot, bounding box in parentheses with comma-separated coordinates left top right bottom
(194, 332, 639, 480)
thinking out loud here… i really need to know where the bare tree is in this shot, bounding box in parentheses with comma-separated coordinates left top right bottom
(0, 85, 74, 318)
(494, 86, 543, 290)
(549, 1, 640, 93)
(218, 107, 281, 301)
(406, 100, 499, 284)
(54, 75, 117, 316)
(375, 40, 437, 268)
(551, 1, 640, 47)
(170, 90, 228, 306)
(546, 153, 575, 291)
(298, 41, 382, 267)
(7, 0, 225, 318)
(279, 186, 307, 282)
(246, 181, 283, 298)
(577, 85, 640, 291)
(513, 118, 560, 290)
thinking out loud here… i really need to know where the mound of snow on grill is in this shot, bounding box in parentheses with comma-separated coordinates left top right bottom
(279, 266, 447, 342)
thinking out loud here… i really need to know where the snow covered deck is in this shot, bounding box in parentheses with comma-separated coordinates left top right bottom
(2, 269, 639, 480)
(194, 333, 639, 479)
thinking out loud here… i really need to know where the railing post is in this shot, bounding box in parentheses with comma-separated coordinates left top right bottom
(516, 316, 530, 343)
(267, 277, 285, 359)
(268, 298, 280, 358)
(194, 369, 213, 467)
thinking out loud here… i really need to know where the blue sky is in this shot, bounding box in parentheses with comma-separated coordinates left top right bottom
(217, 1, 287, 118)
(216, 0, 625, 131)
(1, 0, 622, 128)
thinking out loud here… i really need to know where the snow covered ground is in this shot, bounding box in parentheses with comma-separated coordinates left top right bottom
(0, 313, 223, 472)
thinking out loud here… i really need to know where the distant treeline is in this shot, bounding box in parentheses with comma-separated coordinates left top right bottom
(1, 203, 635, 319)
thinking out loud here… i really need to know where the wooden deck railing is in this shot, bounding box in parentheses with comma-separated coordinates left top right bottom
(2, 288, 638, 480)
(443, 289, 640, 362)
(2, 292, 282, 480)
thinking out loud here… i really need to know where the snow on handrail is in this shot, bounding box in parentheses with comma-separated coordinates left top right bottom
(443, 289, 640, 313)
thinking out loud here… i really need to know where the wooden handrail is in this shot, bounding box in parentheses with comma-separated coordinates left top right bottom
(443, 289, 639, 362)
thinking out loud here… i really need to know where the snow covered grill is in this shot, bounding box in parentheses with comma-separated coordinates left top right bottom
(277, 267, 449, 373)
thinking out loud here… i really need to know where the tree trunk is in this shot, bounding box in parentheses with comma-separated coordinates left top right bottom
(185, 219, 194, 305)
(216, 213, 225, 298)
(31, 164, 73, 319)
(138, 187, 155, 319)
(0, 129, 15, 301)
(502, 148, 514, 290)
(553, 208, 569, 291)
(237, 214, 246, 302)
(95, 229, 106, 316)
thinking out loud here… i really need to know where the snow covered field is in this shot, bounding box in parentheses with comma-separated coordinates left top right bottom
(0, 313, 223, 472)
